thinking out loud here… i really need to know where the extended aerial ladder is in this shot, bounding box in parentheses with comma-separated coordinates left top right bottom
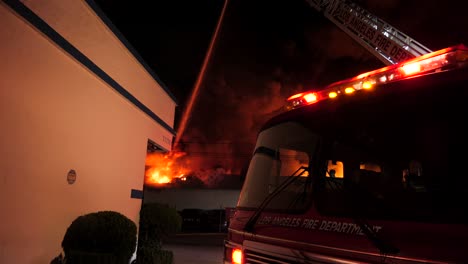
(305, 0, 433, 65)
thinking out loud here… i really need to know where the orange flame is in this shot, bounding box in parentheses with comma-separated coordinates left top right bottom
(145, 151, 190, 187)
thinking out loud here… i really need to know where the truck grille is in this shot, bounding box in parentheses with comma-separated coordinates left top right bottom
(244, 249, 303, 264)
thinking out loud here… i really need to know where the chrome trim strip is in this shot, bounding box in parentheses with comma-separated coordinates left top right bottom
(228, 228, 449, 264)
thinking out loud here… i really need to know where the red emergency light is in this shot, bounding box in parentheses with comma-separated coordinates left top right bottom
(286, 44, 468, 110)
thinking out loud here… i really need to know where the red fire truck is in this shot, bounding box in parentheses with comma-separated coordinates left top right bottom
(224, 1, 468, 263)
(224, 43, 468, 264)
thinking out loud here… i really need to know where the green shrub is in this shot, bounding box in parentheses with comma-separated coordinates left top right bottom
(138, 203, 181, 248)
(64, 251, 118, 264)
(61, 211, 137, 264)
(136, 246, 173, 264)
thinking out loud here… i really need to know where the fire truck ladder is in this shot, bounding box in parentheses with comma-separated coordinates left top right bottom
(305, 0, 433, 65)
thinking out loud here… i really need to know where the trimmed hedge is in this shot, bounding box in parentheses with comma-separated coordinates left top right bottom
(136, 203, 181, 264)
(138, 203, 181, 248)
(64, 251, 118, 264)
(61, 211, 137, 264)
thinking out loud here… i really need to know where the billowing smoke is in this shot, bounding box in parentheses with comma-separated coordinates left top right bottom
(157, 0, 468, 186)
(172, 0, 381, 177)
(93, 0, 468, 188)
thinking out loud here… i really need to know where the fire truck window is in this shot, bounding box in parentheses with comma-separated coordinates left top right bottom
(317, 105, 468, 221)
(326, 160, 344, 178)
(360, 162, 381, 173)
(402, 159, 426, 192)
(279, 148, 309, 177)
(265, 148, 311, 209)
(237, 122, 317, 211)
(267, 148, 309, 196)
(317, 139, 390, 217)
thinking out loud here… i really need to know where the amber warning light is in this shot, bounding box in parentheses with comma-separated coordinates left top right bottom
(286, 44, 468, 110)
(232, 248, 243, 264)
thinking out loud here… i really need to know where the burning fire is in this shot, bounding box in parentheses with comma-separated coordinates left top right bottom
(145, 151, 190, 186)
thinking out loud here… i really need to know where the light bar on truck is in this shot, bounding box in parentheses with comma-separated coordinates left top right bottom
(286, 44, 468, 110)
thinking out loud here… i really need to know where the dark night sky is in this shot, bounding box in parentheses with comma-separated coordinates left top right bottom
(93, 0, 467, 173)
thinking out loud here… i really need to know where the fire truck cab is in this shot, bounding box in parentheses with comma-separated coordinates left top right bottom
(224, 45, 468, 263)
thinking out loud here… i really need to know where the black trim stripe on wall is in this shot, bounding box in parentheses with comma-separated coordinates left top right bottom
(2, 0, 177, 136)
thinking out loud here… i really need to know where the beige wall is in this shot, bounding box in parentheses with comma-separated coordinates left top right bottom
(0, 2, 175, 263)
(22, 0, 177, 126)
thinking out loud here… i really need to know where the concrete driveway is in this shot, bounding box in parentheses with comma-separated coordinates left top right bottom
(164, 233, 226, 264)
